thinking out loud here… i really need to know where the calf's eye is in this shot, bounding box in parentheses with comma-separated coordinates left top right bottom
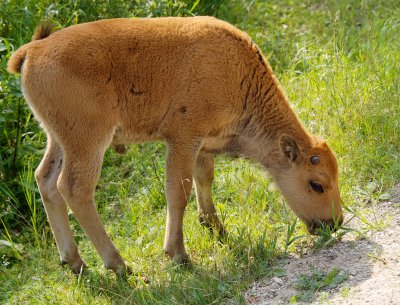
(310, 155, 320, 165)
(310, 181, 324, 193)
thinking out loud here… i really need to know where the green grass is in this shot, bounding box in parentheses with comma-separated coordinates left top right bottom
(1, 0, 400, 304)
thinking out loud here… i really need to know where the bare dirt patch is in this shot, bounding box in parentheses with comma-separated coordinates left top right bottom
(245, 184, 400, 305)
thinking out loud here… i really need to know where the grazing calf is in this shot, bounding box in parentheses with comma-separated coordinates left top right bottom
(8, 17, 343, 274)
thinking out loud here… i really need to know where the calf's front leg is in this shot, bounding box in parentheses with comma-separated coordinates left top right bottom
(163, 141, 199, 264)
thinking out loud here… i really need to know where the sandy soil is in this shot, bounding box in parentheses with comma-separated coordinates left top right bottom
(244, 184, 400, 305)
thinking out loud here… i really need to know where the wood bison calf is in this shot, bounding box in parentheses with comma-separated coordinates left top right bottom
(8, 17, 343, 274)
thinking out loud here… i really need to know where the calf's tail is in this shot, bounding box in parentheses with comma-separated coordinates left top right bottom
(7, 22, 56, 74)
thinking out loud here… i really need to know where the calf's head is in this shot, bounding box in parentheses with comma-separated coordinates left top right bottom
(274, 134, 343, 234)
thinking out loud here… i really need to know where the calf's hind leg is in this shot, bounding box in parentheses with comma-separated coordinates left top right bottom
(194, 152, 226, 236)
(35, 135, 84, 274)
(56, 138, 130, 275)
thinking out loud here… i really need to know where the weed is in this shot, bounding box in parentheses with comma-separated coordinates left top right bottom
(292, 267, 349, 302)
(20, 160, 42, 248)
(341, 284, 350, 298)
(0, 218, 24, 261)
(284, 218, 306, 253)
(344, 202, 393, 232)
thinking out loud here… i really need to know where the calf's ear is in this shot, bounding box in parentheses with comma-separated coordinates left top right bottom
(279, 134, 301, 163)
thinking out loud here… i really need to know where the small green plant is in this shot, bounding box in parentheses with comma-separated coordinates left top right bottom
(292, 268, 349, 302)
(344, 202, 393, 232)
(20, 160, 42, 248)
(0, 219, 24, 261)
(284, 218, 306, 253)
(341, 284, 350, 298)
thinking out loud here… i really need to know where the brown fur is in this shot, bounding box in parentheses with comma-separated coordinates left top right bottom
(8, 17, 343, 274)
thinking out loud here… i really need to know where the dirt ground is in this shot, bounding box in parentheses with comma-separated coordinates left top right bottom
(244, 184, 400, 305)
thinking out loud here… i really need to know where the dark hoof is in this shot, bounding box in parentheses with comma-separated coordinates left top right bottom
(115, 264, 133, 277)
(103, 259, 133, 277)
(61, 259, 86, 275)
(199, 215, 227, 239)
(171, 253, 192, 270)
(174, 253, 190, 264)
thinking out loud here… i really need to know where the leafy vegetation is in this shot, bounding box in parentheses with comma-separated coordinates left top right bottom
(291, 267, 349, 302)
(0, 0, 399, 304)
